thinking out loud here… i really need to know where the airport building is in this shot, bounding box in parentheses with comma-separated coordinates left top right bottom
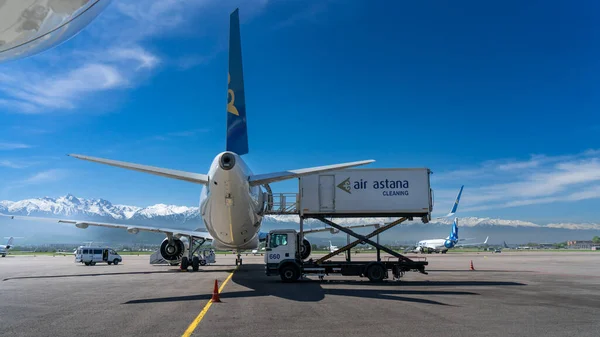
(566, 241, 600, 250)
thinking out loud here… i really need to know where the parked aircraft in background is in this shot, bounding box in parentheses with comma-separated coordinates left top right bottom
(414, 218, 489, 254)
(328, 241, 339, 253)
(0, 237, 14, 257)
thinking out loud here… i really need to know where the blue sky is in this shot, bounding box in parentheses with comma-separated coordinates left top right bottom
(0, 0, 599, 224)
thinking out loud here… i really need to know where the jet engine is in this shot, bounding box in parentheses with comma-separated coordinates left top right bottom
(300, 238, 312, 260)
(444, 239, 455, 249)
(160, 238, 185, 261)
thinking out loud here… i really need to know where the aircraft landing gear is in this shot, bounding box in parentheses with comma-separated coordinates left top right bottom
(235, 252, 243, 266)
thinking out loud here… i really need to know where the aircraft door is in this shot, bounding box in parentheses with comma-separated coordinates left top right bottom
(318, 175, 335, 211)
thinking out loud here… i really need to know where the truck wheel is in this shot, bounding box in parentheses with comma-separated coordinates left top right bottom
(192, 256, 200, 272)
(279, 264, 300, 283)
(113, 259, 119, 265)
(200, 259, 207, 266)
(85, 262, 90, 266)
(366, 263, 386, 282)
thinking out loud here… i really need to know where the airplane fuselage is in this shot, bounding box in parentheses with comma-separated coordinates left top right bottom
(417, 239, 451, 252)
(200, 151, 264, 251)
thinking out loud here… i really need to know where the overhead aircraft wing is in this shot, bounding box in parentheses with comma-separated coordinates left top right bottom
(68, 154, 209, 185)
(248, 159, 375, 186)
(456, 236, 489, 247)
(0, 214, 213, 241)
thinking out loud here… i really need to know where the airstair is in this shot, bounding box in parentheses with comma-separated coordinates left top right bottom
(263, 193, 299, 215)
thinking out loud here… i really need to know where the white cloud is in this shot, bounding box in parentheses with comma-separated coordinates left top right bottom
(2, 169, 69, 196)
(22, 169, 67, 185)
(433, 149, 600, 213)
(0, 159, 40, 169)
(0, 0, 273, 113)
(0, 142, 31, 150)
(149, 128, 210, 142)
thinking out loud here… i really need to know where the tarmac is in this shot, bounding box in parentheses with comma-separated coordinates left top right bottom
(1, 251, 599, 337)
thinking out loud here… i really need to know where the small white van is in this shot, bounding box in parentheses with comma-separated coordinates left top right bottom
(75, 246, 122, 266)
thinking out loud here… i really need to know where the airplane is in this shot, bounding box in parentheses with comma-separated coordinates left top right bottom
(414, 218, 489, 254)
(0, 237, 14, 257)
(328, 241, 338, 253)
(0, 9, 375, 271)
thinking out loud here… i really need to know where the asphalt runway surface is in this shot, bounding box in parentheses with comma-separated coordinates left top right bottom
(1, 251, 599, 337)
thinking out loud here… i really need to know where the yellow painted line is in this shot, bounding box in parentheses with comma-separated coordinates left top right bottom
(181, 267, 237, 337)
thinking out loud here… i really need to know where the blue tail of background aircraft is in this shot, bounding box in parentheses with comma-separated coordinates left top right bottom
(226, 8, 249, 156)
(450, 218, 458, 241)
(444, 218, 459, 248)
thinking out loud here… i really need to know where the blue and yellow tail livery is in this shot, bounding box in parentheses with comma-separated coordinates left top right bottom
(226, 8, 249, 156)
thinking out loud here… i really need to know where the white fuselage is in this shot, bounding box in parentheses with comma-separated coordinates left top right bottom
(199, 151, 264, 251)
(417, 239, 447, 251)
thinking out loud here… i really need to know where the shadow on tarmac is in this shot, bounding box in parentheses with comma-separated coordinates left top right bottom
(2, 268, 230, 282)
(124, 264, 526, 306)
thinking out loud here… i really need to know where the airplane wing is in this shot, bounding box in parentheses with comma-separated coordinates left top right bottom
(0, 214, 213, 241)
(68, 154, 209, 184)
(456, 236, 489, 247)
(248, 160, 375, 186)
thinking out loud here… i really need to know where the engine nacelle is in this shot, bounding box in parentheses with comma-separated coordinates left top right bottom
(160, 238, 185, 261)
(300, 239, 312, 260)
(75, 222, 89, 229)
(127, 227, 139, 234)
(444, 239, 455, 249)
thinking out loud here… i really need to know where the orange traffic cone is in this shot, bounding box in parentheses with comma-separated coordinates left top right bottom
(210, 279, 221, 303)
(469, 260, 475, 271)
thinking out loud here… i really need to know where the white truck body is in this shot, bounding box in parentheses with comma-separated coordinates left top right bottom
(299, 168, 433, 220)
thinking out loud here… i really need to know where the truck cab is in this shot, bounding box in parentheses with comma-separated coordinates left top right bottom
(264, 229, 306, 281)
(265, 229, 299, 265)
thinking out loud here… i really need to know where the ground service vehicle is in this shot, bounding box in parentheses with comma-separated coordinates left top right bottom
(265, 229, 428, 282)
(75, 246, 122, 266)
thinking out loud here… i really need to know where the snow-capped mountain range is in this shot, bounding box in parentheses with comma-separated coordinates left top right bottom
(1, 195, 599, 244)
(0, 194, 200, 224)
(1, 194, 599, 229)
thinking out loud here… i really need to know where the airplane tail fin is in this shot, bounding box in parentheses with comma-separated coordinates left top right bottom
(5, 236, 14, 249)
(226, 8, 249, 156)
(446, 185, 464, 217)
(450, 218, 459, 242)
(434, 185, 464, 220)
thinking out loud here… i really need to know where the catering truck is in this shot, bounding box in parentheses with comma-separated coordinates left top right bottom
(264, 168, 435, 282)
(299, 168, 433, 222)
